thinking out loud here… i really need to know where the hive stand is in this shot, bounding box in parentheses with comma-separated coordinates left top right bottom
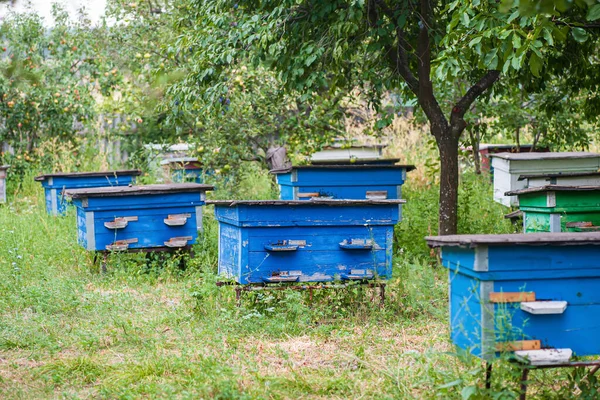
(216, 281, 387, 308)
(485, 356, 600, 400)
(93, 245, 193, 273)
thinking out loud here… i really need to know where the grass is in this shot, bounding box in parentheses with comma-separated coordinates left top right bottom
(0, 164, 593, 399)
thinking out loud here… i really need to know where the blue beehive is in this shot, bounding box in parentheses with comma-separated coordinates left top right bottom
(160, 157, 204, 183)
(65, 183, 214, 252)
(210, 199, 403, 284)
(35, 170, 141, 216)
(425, 232, 600, 361)
(271, 164, 414, 219)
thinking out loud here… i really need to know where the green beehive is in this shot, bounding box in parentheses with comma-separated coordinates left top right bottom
(506, 185, 600, 233)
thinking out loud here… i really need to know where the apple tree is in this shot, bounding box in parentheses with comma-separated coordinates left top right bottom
(0, 7, 100, 174)
(178, 0, 592, 234)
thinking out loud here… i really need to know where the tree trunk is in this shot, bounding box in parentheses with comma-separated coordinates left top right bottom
(469, 127, 481, 175)
(437, 134, 460, 235)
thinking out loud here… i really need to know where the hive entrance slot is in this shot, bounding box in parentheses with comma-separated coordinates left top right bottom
(104, 216, 138, 230)
(520, 301, 567, 315)
(339, 239, 374, 250)
(164, 213, 191, 227)
(264, 240, 300, 252)
(106, 238, 138, 251)
(164, 236, 193, 248)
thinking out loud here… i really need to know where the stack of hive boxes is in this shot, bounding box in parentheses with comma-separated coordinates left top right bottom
(210, 153, 414, 285)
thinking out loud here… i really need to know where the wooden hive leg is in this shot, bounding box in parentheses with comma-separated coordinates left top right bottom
(379, 283, 386, 308)
(485, 362, 493, 390)
(101, 253, 108, 274)
(519, 368, 529, 400)
(235, 287, 242, 307)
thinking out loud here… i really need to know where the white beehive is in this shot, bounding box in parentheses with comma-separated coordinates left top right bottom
(0, 165, 9, 203)
(490, 152, 600, 206)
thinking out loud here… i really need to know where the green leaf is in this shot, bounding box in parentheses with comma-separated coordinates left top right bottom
(438, 379, 463, 389)
(587, 4, 600, 21)
(529, 52, 543, 78)
(571, 27, 588, 43)
(507, 10, 520, 23)
(542, 28, 554, 46)
(511, 54, 522, 70)
(468, 36, 482, 47)
(512, 33, 521, 49)
(461, 386, 477, 400)
(461, 12, 471, 27)
(484, 49, 498, 69)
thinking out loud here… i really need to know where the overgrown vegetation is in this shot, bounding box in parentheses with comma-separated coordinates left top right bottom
(1, 0, 600, 398)
(3, 156, 598, 398)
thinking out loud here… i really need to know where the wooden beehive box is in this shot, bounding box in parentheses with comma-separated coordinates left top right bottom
(426, 232, 600, 360)
(490, 152, 600, 206)
(0, 165, 9, 203)
(210, 199, 404, 284)
(35, 170, 141, 216)
(272, 164, 414, 219)
(65, 183, 213, 252)
(160, 157, 204, 183)
(310, 143, 386, 163)
(507, 185, 600, 233)
(519, 171, 600, 188)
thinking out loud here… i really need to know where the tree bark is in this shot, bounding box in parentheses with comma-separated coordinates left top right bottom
(436, 132, 460, 235)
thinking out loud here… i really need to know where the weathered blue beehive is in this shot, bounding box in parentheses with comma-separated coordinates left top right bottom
(65, 183, 214, 252)
(35, 170, 142, 216)
(210, 199, 403, 284)
(272, 164, 415, 204)
(160, 157, 204, 183)
(426, 232, 600, 361)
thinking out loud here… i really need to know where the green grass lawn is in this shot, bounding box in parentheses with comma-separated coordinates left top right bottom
(0, 177, 591, 399)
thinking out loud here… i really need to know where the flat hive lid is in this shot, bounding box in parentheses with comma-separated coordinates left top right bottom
(66, 183, 214, 199)
(479, 143, 535, 150)
(34, 169, 142, 181)
(506, 185, 600, 196)
(270, 163, 416, 174)
(159, 157, 200, 165)
(309, 158, 401, 165)
(425, 232, 600, 248)
(208, 199, 405, 206)
(489, 152, 600, 161)
(0, 165, 9, 170)
(518, 171, 600, 180)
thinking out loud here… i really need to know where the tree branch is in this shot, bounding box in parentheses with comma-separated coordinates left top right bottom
(450, 70, 500, 138)
(416, 0, 448, 136)
(372, 1, 419, 95)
